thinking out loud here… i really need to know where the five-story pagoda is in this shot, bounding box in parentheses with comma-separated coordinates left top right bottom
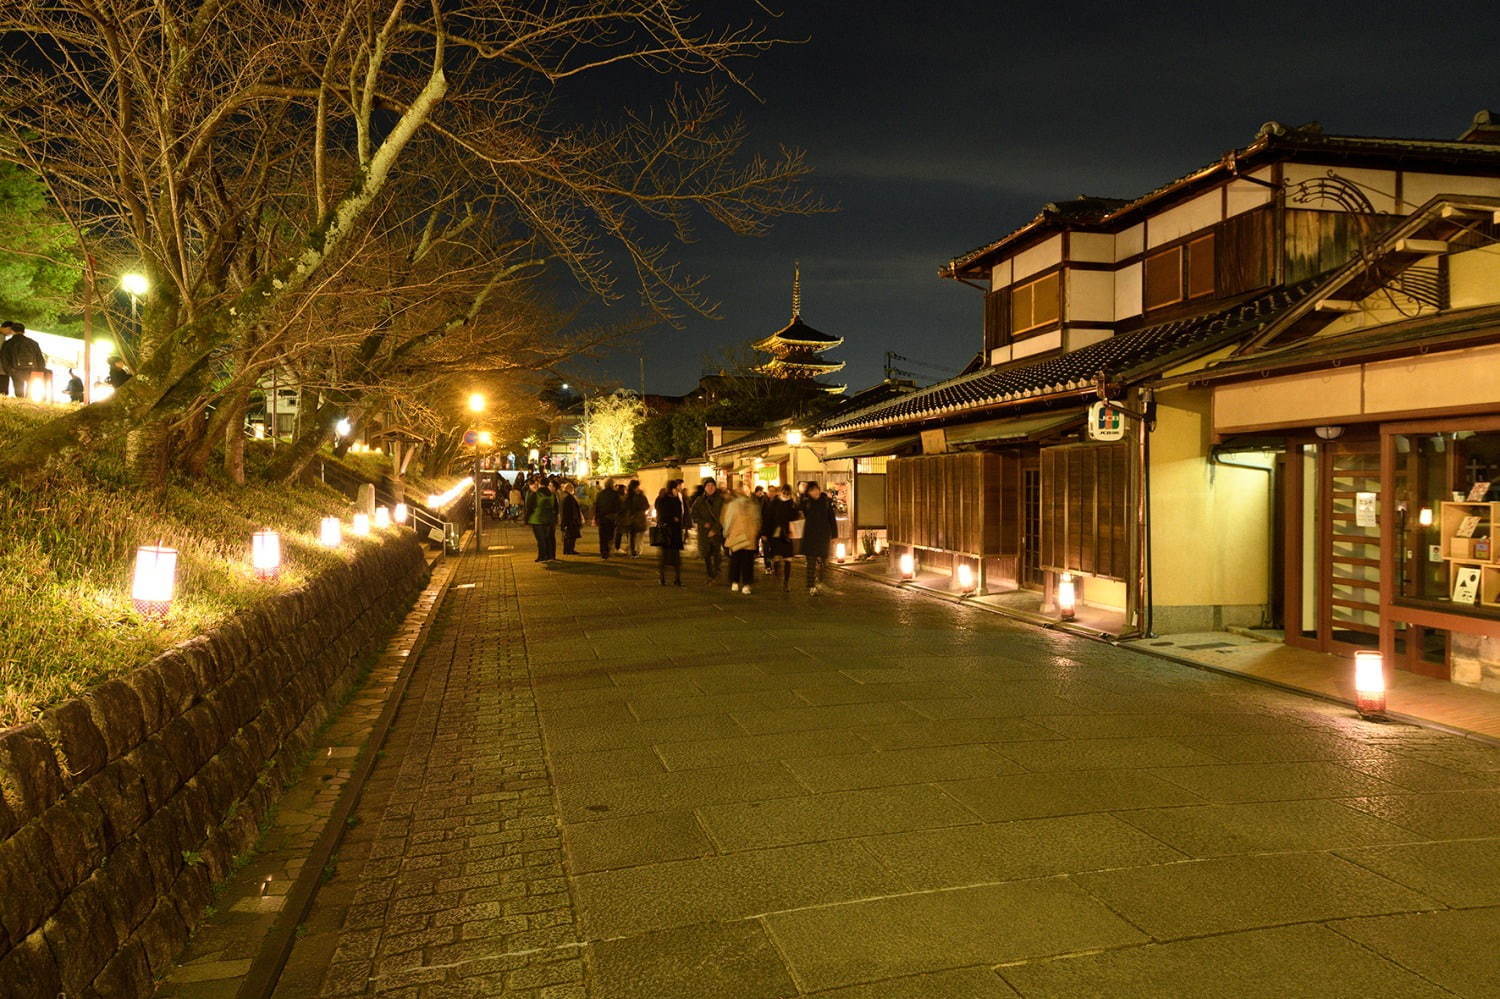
(752, 264, 846, 393)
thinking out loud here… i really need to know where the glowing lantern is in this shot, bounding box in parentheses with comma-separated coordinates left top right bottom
(835, 542, 847, 563)
(252, 423, 266, 440)
(1057, 572, 1077, 621)
(351, 512, 370, 537)
(374, 507, 391, 529)
(874, 537, 885, 554)
(1354, 650, 1387, 719)
(1417, 507, 1433, 527)
(956, 562, 975, 592)
(27, 375, 48, 404)
(131, 545, 178, 618)
(898, 552, 915, 578)
(785, 428, 804, 446)
(319, 517, 342, 547)
(394, 503, 409, 525)
(334, 417, 352, 438)
(251, 530, 282, 580)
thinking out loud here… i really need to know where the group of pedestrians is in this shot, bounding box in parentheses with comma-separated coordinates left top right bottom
(506, 472, 841, 595)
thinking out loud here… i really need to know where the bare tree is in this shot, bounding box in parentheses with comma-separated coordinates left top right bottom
(0, 0, 819, 481)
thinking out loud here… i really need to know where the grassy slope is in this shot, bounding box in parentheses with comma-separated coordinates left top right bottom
(0, 400, 418, 728)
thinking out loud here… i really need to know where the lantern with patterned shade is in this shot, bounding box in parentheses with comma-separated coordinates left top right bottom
(132, 545, 178, 618)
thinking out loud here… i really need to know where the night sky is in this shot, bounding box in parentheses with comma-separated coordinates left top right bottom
(578, 0, 1500, 397)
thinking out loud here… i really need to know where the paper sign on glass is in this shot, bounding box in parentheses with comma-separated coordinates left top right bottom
(1355, 492, 1378, 527)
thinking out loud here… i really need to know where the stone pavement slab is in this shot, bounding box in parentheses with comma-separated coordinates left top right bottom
(1330, 906, 1500, 998)
(763, 879, 1147, 992)
(996, 924, 1454, 998)
(588, 921, 797, 999)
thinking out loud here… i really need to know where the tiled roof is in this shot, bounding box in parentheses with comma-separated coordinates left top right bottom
(814, 280, 1322, 435)
(753, 317, 843, 348)
(943, 124, 1500, 277)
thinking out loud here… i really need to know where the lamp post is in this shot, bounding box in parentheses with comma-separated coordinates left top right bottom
(120, 271, 149, 348)
(468, 392, 486, 550)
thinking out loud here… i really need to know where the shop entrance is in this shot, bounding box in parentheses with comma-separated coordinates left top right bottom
(1021, 462, 1043, 589)
(1287, 439, 1382, 654)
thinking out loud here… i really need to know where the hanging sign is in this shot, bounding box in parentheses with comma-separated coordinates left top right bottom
(1087, 401, 1127, 442)
(1452, 565, 1482, 605)
(920, 428, 948, 454)
(1355, 492, 1378, 527)
(463, 429, 480, 446)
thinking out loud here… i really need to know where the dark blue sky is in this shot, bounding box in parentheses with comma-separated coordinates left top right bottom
(575, 0, 1500, 396)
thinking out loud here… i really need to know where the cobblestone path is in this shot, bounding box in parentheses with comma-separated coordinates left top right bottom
(277, 525, 1500, 997)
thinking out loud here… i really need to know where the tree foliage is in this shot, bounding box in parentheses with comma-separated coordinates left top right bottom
(580, 390, 647, 475)
(0, 163, 81, 330)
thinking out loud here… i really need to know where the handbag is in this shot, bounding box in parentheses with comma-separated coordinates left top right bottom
(788, 517, 805, 540)
(649, 525, 664, 547)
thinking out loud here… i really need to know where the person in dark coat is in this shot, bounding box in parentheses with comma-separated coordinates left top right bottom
(653, 479, 687, 586)
(798, 482, 840, 595)
(64, 368, 84, 403)
(593, 476, 622, 558)
(525, 479, 558, 562)
(1, 321, 47, 398)
(689, 478, 726, 583)
(559, 481, 583, 555)
(762, 483, 801, 592)
(623, 480, 649, 557)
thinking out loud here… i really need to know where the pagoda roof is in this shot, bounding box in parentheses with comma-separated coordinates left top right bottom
(756, 357, 846, 375)
(752, 316, 844, 351)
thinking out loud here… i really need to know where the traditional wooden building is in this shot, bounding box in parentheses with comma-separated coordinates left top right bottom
(818, 113, 1500, 644)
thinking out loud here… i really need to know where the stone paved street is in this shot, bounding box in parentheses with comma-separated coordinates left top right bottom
(277, 524, 1500, 997)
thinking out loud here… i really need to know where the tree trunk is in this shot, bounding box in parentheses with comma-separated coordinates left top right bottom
(223, 381, 249, 484)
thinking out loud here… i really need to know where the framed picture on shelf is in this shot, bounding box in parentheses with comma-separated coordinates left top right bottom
(1469, 481, 1493, 502)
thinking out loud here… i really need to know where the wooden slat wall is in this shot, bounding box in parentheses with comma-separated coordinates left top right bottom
(1040, 442, 1131, 580)
(1215, 205, 1274, 296)
(887, 452, 1012, 556)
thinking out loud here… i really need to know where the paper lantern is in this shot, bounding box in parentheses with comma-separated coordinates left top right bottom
(956, 562, 975, 592)
(251, 530, 281, 581)
(874, 537, 885, 554)
(898, 552, 915, 578)
(351, 512, 370, 537)
(374, 507, 391, 529)
(394, 503, 409, 525)
(835, 542, 847, 563)
(1058, 573, 1077, 621)
(131, 545, 177, 618)
(1417, 507, 1433, 527)
(319, 517, 342, 547)
(1354, 650, 1387, 719)
(252, 423, 266, 440)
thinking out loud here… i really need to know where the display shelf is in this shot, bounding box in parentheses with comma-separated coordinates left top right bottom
(1439, 501, 1500, 562)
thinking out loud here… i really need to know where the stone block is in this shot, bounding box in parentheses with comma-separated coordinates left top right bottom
(0, 791, 13, 842)
(42, 876, 119, 994)
(86, 679, 147, 761)
(126, 736, 183, 812)
(91, 757, 152, 849)
(133, 897, 188, 979)
(40, 792, 108, 890)
(149, 650, 200, 714)
(122, 666, 171, 736)
(0, 929, 62, 999)
(0, 724, 65, 824)
(91, 937, 152, 999)
(0, 820, 63, 943)
(98, 836, 157, 933)
(38, 698, 109, 788)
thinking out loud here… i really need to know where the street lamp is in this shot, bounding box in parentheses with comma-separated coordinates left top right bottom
(120, 272, 149, 350)
(335, 417, 352, 438)
(467, 393, 487, 549)
(784, 428, 805, 490)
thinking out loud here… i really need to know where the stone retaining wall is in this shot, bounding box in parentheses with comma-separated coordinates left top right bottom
(0, 534, 428, 998)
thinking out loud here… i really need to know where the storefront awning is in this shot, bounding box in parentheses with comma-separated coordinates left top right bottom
(820, 434, 921, 461)
(942, 411, 1083, 447)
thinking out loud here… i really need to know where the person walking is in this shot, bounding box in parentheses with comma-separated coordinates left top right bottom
(525, 479, 558, 562)
(623, 480, 649, 557)
(594, 476, 621, 558)
(653, 480, 687, 585)
(689, 478, 726, 583)
(507, 482, 523, 521)
(64, 368, 84, 403)
(1, 321, 47, 398)
(722, 484, 763, 595)
(559, 481, 583, 555)
(799, 481, 840, 595)
(753, 485, 773, 573)
(762, 483, 801, 592)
